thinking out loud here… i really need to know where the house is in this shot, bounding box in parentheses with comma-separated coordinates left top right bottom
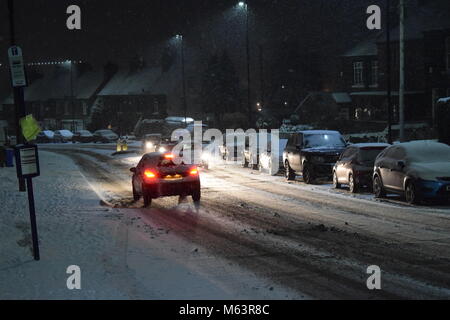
(1, 62, 113, 131)
(337, 2, 450, 123)
(294, 91, 353, 124)
(95, 61, 184, 134)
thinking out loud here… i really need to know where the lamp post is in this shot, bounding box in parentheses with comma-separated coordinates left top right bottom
(176, 34, 188, 127)
(386, 0, 392, 144)
(69, 60, 75, 132)
(238, 1, 252, 127)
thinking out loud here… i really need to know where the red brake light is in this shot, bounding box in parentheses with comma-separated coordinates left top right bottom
(164, 153, 174, 159)
(144, 170, 156, 179)
(190, 167, 199, 175)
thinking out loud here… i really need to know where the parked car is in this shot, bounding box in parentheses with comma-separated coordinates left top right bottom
(283, 130, 346, 184)
(259, 138, 289, 175)
(72, 130, 94, 143)
(333, 143, 390, 193)
(181, 140, 215, 169)
(54, 130, 74, 143)
(93, 129, 119, 143)
(130, 152, 201, 207)
(220, 132, 246, 161)
(373, 141, 450, 204)
(157, 137, 180, 154)
(35, 130, 55, 143)
(241, 132, 273, 170)
(142, 133, 162, 153)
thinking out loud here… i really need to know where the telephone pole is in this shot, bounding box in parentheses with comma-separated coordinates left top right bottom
(399, 0, 405, 142)
(386, 0, 392, 144)
(7, 0, 26, 192)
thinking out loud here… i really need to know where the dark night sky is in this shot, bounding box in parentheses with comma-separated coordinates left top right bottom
(0, 0, 238, 65)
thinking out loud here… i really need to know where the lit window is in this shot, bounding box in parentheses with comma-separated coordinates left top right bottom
(353, 61, 364, 86)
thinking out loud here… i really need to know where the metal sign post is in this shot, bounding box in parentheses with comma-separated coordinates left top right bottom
(15, 144, 40, 260)
(7, 0, 28, 192)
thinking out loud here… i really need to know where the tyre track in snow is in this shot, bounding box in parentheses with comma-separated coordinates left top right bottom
(42, 147, 450, 299)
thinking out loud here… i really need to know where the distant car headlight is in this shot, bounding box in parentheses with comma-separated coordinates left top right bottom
(201, 153, 210, 162)
(159, 146, 167, 153)
(145, 142, 153, 149)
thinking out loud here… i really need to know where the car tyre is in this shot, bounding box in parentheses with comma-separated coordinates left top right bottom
(333, 171, 341, 189)
(192, 187, 201, 203)
(143, 189, 152, 207)
(349, 173, 358, 193)
(132, 184, 140, 201)
(303, 164, 314, 184)
(405, 181, 420, 205)
(373, 175, 386, 198)
(242, 157, 249, 168)
(285, 161, 295, 181)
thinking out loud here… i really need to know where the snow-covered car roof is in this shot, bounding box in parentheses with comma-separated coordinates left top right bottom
(399, 141, 450, 162)
(300, 130, 342, 135)
(40, 130, 55, 137)
(56, 130, 73, 137)
(95, 130, 117, 135)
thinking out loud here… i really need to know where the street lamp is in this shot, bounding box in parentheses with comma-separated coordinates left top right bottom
(175, 34, 188, 126)
(64, 60, 75, 132)
(237, 1, 252, 127)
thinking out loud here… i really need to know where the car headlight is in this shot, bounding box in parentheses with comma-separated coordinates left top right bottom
(145, 142, 153, 149)
(159, 146, 167, 153)
(201, 153, 210, 161)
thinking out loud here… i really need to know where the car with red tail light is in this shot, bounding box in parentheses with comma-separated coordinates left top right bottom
(130, 152, 201, 207)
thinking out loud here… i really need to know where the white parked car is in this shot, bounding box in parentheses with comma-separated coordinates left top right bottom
(259, 138, 289, 175)
(54, 130, 74, 143)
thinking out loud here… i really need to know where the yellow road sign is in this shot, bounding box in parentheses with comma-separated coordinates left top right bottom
(20, 114, 41, 142)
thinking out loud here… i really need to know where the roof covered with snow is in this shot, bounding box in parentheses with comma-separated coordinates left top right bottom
(342, 36, 378, 57)
(2, 65, 104, 104)
(98, 66, 180, 96)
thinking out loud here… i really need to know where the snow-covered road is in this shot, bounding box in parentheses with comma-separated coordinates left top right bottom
(2, 143, 450, 299)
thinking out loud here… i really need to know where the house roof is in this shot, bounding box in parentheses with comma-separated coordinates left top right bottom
(378, 3, 450, 43)
(97, 66, 180, 96)
(342, 37, 378, 57)
(344, 2, 450, 57)
(2, 65, 103, 104)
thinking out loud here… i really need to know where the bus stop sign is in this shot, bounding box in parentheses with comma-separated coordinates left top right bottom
(15, 144, 40, 179)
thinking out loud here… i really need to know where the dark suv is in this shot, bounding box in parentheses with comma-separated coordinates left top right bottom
(283, 130, 346, 184)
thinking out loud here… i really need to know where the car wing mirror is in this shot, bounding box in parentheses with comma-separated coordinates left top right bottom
(130, 167, 136, 173)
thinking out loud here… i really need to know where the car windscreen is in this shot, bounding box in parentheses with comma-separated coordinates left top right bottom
(358, 147, 386, 163)
(303, 133, 346, 148)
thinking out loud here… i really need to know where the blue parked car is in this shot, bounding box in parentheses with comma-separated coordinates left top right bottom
(373, 141, 450, 204)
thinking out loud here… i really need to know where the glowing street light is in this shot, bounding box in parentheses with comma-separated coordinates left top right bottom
(236, 1, 252, 126)
(174, 34, 188, 126)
